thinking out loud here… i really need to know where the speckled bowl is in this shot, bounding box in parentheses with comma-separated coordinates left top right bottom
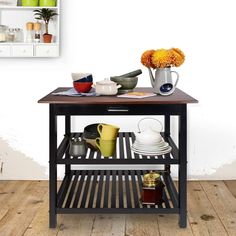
(110, 77, 138, 94)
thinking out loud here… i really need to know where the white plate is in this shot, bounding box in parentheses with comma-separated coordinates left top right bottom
(133, 140, 168, 149)
(132, 142, 169, 151)
(134, 139, 165, 146)
(131, 146, 172, 155)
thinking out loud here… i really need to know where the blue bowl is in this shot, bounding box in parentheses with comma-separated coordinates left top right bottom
(72, 73, 93, 82)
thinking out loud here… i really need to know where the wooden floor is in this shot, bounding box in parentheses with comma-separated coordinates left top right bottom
(0, 181, 236, 236)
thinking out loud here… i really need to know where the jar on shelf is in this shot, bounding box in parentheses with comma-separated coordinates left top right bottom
(0, 25, 9, 42)
(14, 28, 24, 42)
(25, 22, 34, 43)
(7, 28, 15, 42)
(141, 171, 165, 205)
(33, 22, 41, 43)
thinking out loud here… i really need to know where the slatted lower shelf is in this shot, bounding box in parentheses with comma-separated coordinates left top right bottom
(57, 170, 179, 214)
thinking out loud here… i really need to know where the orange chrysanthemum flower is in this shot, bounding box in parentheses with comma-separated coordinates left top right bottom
(170, 48, 185, 67)
(141, 50, 156, 68)
(151, 49, 172, 68)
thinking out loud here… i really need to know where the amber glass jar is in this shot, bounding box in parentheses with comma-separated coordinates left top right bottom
(142, 171, 165, 205)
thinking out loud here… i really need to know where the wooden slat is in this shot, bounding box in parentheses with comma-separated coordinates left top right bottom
(124, 170, 132, 208)
(166, 136, 179, 160)
(162, 190, 170, 209)
(88, 170, 99, 208)
(58, 171, 74, 208)
(163, 174, 178, 208)
(125, 133, 132, 159)
(80, 170, 93, 208)
(57, 136, 69, 161)
(72, 170, 86, 208)
(119, 133, 125, 159)
(111, 170, 117, 208)
(130, 170, 139, 208)
(64, 171, 80, 208)
(118, 170, 124, 208)
(130, 132, 140, 159)
(96, 170, 105, 208)
(103, 170, 111, 208)
(201, 181, 236, 235)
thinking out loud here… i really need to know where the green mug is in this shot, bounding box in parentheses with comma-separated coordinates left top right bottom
(97, 124, 120, 140)
(95, 138, 116, 157)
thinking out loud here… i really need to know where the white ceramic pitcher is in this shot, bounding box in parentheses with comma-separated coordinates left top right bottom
(148, 67, 179, 96)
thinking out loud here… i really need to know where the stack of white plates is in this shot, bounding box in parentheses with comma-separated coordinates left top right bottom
(131, 138, 172, 156)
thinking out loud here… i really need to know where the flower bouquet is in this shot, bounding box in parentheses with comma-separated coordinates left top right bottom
(141, 48, 185, 95)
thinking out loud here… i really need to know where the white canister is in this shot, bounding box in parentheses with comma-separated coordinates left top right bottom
(92, 78, 121, 95)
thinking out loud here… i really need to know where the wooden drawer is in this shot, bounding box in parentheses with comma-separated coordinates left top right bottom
(0, 45, 11, 57)
(35, 45, 59, 57)
(12, 45, 34, 57)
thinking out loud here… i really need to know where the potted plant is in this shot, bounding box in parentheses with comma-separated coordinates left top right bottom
(33, 8, 58, 43)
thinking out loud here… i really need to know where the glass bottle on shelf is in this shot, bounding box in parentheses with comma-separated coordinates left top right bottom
(14, 28, 24, 42)
(0, 25, 8, 42)
(25, 22, 34, 43)
(7, 28, 15, 42)
(34, 22, 41, 43)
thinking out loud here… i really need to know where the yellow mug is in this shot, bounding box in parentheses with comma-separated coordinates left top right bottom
(97, 124, 120, 140)
(95, 138, 116, 157)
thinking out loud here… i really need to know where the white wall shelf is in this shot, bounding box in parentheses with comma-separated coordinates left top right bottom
(0, 0, 60, 57)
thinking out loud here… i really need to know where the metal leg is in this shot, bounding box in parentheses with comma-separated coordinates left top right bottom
(65, 115, 71, 175)
(178, 105, 187, 228)
(49, 105, 57, 228)
(164, 115, 171, 173)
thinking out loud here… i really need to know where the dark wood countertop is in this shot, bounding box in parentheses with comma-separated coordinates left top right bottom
(38, 87, 198, 105)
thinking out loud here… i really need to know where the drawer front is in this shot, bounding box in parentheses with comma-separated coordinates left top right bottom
(12, 45, 34, 57)
(0, 45, 11, 57)
(35, 45, 59, 57)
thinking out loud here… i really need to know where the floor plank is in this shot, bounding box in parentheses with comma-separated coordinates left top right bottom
(224, 180, 236, 198)
(125, 214, 160, 236)
(157, 214, 194, 236)
(57, 214, 95, 236)
(0, 180, 236, 235)
(91, 214, 125, 236)
(201, 181, 236, 236)
(23, 193, 60, 236)
(187, 181, 228, 236)
(0, 181, 47, 236)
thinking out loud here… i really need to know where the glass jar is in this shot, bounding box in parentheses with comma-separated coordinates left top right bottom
(7, 28, 15, 42)
(0, 25, 9, 42)
(14, 28, 24, 42)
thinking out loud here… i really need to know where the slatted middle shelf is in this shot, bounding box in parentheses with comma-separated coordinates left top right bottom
(57, 132, 179, 165)
(57, 170, 179, 214)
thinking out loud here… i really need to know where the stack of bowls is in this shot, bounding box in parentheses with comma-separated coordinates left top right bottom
(72, 73, 93, 93)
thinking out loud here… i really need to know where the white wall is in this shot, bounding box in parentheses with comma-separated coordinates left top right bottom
(0, 0, 236, 180)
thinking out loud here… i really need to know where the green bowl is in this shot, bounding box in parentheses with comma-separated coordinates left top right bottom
(110, 76, 138, 94)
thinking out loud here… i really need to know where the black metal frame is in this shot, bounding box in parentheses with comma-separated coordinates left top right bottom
(49, 103, 187, 228)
